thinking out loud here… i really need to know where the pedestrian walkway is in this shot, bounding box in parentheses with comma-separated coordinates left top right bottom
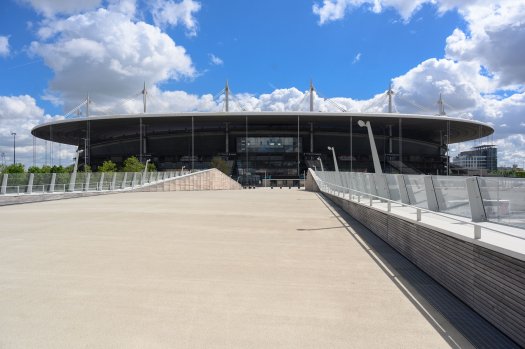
(0, 190, 515, 348)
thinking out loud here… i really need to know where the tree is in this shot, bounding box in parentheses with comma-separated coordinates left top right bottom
(98, 160, 118, 172)
(121, 156, 144, 172)
(211, 156, 229, 174)
(3, 163, 25, 173)
(28, 166, 43, 173)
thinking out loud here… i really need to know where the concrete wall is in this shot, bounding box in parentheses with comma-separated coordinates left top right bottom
(306, 170, 525, 347)
(139, 168, 242, 192)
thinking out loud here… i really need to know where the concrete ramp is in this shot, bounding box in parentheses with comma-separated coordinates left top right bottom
(139, 168, 241, 191)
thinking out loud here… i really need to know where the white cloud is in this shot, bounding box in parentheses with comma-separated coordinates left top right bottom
(445, 1, 525, 87)
(208, 53, 223, 66)
(30, 7, 196, 111)
(151, 0, 201, 36)
(19, 0, 103, 17)
(0, 95, 74, 167)
(0, 36, 9, 57)
(352, 52, 361, 64)
(313, 0, 437, 25)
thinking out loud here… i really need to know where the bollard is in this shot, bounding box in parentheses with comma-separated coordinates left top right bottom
(358, 195, 361, 203)
(387, 202, 391, 212)
(417, 209, 422, 222)
(369, 196, 373, 206)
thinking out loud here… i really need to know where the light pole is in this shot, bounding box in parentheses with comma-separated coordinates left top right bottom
(317, 157, 324, 171)
(69, 149, 84, 192)
(81, 137, 87, 171)
(358, 120, 382, 174)
(11, 132, 16, 164)
(327, 146, 339, 172)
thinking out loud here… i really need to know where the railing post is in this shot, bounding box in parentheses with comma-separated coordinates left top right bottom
(423, 175, 439, 212)
(474, 225, 482, 239)
(68, 171, 77, 192)
(387, 201, 391, 212)
(85, 173, 91, 191)
(1, 174, 7, 195)
(132, 173, 138, 188)
(111, 172, 117, 190)
(99, 173, 105, 191)
(466, 177, 487, 222)
(374, 174, 390, 200)
(121, 173, 128, 189)
(417, 208, 422, 221)
(27, 173, 34, 194)
(396, 174, 410, 204)
(49, 173, 56, 193)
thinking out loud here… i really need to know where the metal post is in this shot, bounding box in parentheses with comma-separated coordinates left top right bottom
(1, 174, 8, 194)
(466, 177, 487, 222)
(142, 159, 150, 185)
(423, 175, 439, 211)
(49, 173, 56, 193)
(358, 120, 382, 174)
(297, 115, 300, 178)
(69, 149, 83, 192)
(111, 172, 117, 190)
(85, 172, 91, 191)
(11, 132, 16, 164)
(99, 172, 105, 191)
(121, 173, 128, 189)
(417, 209, 422, 221)
(27, 173, 34, 194)
(396, 174, 410, 204)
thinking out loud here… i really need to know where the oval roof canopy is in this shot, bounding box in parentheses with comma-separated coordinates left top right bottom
(31, 111, 494, 146)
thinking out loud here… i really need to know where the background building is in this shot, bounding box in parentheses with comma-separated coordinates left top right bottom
(452, 145, 497, 173)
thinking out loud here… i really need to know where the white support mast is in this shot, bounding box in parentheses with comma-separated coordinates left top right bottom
(225, 80, 230, 112)
(387, 84, 394, 113)
(437, 93, 446, 116)
(309, 80, 315, 112)
(142, 82, 147, 113)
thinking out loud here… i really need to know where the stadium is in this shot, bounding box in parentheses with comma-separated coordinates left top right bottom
(31, 109, 494, 183)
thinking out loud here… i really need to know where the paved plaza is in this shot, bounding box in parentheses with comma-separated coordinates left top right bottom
(0, 189, 454, 348)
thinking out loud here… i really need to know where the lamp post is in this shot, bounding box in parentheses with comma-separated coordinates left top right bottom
(80, 137, 88, 171)
(327, 146, 339, 172)
(11, 132, 16, 164)
(317, 157, 324, 172)
(69, 149, 84, 192)
(358, 120, 382, 174)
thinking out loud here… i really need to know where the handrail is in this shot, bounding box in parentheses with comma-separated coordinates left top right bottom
(314, 174, 525, 242)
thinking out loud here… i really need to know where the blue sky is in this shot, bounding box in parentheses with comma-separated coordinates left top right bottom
(0, 0, 524, 167)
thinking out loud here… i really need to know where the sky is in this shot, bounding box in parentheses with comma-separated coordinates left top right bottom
(0, 0, 524, 168)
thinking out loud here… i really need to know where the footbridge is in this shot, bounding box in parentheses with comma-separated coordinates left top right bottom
(0, 171, 523, 347)
(309, 169, 525, 347)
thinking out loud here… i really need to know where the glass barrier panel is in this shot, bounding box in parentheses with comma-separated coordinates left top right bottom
(53, 173, 71, 193)
(385, 174, 401, 201)
(478, 177, 525, 229)
(432, 176, 471, 218)
(404, 175, 428, 209)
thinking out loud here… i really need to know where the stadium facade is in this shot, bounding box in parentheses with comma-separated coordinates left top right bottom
(31, 111, 494, 182)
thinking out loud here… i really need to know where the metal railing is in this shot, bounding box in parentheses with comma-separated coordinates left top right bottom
(314, 170, 525, 231)
(313, 172, 525, 242)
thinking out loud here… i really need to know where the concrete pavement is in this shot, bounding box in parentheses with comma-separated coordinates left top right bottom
(0, 189, 450, 348)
